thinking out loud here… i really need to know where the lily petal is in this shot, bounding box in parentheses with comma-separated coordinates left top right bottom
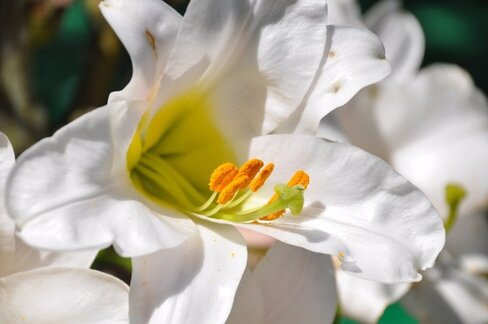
(226, 268, 265, 324)
(365, 0, 424, 81)
(336, 268, 410, 323)
(130, 222, 246, 324)
(100, 0, 182, 102)
(402, 264, 488, 323)
(229, 243, 337, 324)
(0, 133, 15, 276)
(7, 104, 196, 257)
(158, 0, 328, 136)
(276, 25, 390, 134)
(326, 0, 363, 26)
(0, 133, 14, 192)
(9, 238, 97, 274)
(316, 109, 350, 143)
(0, 267, 129, 323)
(230, 134, 444, 283)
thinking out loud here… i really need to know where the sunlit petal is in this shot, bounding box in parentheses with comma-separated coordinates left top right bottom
(130, 222, 246, 324)
(0, 268, 129, 323)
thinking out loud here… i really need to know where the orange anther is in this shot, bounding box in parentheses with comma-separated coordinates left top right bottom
(209, 163, 239, 192)
(260, 210, 285, 221)
(287, 170, 310, 188)
(250, 163, 274, 192)
(235, 159, 263, 188)
(217, 176, 249, 205)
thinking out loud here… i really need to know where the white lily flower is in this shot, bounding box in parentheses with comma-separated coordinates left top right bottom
(0, 133, 129, 323)
(322, 0, 488, 322)
(5, 0, 445, 322)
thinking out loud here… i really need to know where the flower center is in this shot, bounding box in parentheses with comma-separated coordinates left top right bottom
(126, 89, 309, 223)
(132, 156, 309, 223)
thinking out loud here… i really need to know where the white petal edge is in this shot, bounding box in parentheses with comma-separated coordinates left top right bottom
(364, 0, 424, 81)
(276, 25, 390, 135)
(9, 237, 98, 275)
(129, 222, 247, 324)
(0, 267, 129, 323)
(0, 133, 15, 276)
(0, 132, 14, 190)
(229, 242, 337, 324)
(100, 0, 182, 102)
(326, 0, 364, 26)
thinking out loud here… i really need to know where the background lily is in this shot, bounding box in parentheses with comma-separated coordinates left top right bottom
(5, 0, 445, 322)
(320, 0, 488, 321)
(227, 242, 337, 324)
(0, 133, 129, 323)
(401, 212, 488, 323)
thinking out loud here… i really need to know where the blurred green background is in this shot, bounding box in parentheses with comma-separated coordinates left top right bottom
(1, 0, 487, 322)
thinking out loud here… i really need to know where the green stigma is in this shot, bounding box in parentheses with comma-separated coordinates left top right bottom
(444, 183, 467, 232)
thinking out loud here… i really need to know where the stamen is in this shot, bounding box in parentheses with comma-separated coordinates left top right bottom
(213, 159, 264, 205)
(217, 176, 250, 205)
(250, 163, 274, 192)
(260, 207, 285, 221)
(234, 159, 264, 188)
(287, 170, 310, 188)
(133, 153, 309, 225)
(260, 170, 310, 221)
(209, 163, 238, 192)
